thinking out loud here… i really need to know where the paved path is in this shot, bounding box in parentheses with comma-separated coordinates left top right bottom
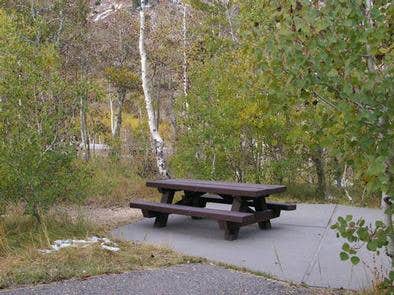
(112, 203, 390, 290)
(1, 264, 323, 295)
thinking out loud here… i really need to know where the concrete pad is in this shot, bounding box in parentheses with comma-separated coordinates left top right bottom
(112, 203, 390, 290)
(271, 203, 336, 228)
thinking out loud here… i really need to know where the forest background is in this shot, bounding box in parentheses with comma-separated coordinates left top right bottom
(0, 0, 393, 288)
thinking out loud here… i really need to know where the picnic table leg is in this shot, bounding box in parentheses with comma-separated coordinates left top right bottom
(223, 222, 240, 241)
(222, 197, 244, 241)
(253, 197, 271, 230)
(154, 189, 175, 228)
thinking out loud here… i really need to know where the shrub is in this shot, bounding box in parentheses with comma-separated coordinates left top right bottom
(0, 9, 89, 221)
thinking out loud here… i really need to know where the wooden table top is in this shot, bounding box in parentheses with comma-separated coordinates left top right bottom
(146, 179, 286, 198)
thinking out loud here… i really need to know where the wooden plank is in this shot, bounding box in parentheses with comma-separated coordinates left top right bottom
(201, 195, 296, 211)
(242, 209, 275, 226)
(146, 179, 286, 198)
(148, 179, 286, 192)
(130, 200, 255, 223)
(163, 179, 281, 189)
(202, 194, 232, 204)
(266, 201, 296, 211)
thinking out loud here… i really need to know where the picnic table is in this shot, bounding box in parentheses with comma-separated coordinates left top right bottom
(130, 179, 296, 240)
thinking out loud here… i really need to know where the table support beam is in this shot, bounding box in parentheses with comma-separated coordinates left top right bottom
(221, 197, 246, 240)
(254, 197, 271, 230)
(154, 189, 175, 228)
(218, 220, 240, 241)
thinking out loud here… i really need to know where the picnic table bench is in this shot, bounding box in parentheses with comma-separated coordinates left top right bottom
(130, 179, 296, 241)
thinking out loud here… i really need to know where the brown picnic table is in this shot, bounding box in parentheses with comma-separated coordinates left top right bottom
(130, 179, 296, 241)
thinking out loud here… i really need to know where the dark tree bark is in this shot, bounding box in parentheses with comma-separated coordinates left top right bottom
(312, 146, 327, 199)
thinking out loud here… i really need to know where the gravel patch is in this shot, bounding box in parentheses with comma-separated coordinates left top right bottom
(0, 264, 336, 295)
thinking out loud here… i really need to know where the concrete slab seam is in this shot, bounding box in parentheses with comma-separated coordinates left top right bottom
(301, 204, 338, 284)
(275, 223, 327, 229)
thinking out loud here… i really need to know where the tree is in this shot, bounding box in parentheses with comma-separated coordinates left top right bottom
(237, 0, 393, 282)
(138, 0, 169, 178)
(105, 66, 141, 157)
(175, 1, 392, 282)
(105, 67, 141, 139)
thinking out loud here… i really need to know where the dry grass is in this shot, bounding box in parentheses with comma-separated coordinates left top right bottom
(57, 206, 142, 229)
(0, 241, 203, 290)
(0, 206, 202, 290)
(84, 158, 161, 208)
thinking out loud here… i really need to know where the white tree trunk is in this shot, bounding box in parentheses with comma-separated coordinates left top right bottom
(112, 106, 122, 138)
(139, 2, 168, 178)
(220, 0, 237, 43)
(80, 95, 90, 161)
(182, 3, 188, 96)
(110, 96, 115, 135)
(382, 192, 394, 270)
(365, 0, 377, 73)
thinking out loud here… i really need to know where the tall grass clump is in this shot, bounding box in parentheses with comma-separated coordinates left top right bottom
(85, 158, 160, 207)
(0, 207, 96, 257)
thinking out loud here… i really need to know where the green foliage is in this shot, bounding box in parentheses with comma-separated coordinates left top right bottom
(104, 66, 141, 92)
(0, 9, 89, 220)
(174, 0, 393, 285)
(331, 214, 392, 288)
(240, 0, 393, 195)
(175, 1, 393, 188)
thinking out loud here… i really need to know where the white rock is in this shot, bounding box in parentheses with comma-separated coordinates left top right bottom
(101, 244, 120, 252)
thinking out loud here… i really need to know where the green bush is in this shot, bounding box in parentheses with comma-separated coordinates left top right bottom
(0, 9, 89, 221)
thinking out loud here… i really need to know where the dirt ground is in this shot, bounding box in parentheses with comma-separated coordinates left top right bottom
(56, 206, 142, 228)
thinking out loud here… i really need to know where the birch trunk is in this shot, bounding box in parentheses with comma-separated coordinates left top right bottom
(110, 96, 114, 135)
(382, 192, 393, 260)
(182, 3, 188, 96)
(139, 1, 168, 178)
(383, 154, 394, 272)
(333, 157, 342, 188)
(365, 0, 377, 73)
(223, 0, 237, 43)
(80, 95, 90, 161)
